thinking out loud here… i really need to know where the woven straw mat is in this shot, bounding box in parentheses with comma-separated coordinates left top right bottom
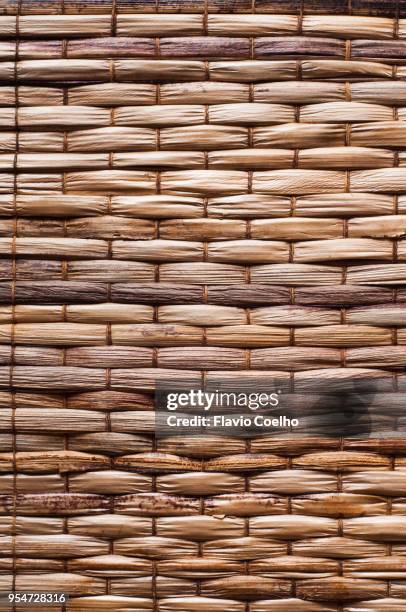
(4, 0, 406, 610)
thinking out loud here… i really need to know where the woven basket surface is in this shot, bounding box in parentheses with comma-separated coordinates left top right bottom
(3, 0, 406, 610)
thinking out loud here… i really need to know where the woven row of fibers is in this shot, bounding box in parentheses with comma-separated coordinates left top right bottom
(2, 0, 406, 610)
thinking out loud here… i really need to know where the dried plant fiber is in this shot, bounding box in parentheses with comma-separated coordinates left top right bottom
(3, 0, 406, 610)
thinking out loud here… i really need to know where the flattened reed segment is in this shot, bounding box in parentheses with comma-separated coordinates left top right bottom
(5, 0, 406, 608)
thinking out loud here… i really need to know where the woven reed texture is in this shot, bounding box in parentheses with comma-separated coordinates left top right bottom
(3, 0, 406, 610)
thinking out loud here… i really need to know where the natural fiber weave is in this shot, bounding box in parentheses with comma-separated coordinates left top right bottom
(3, 0, 406, 610)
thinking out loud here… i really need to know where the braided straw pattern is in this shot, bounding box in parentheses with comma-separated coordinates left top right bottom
(2, 0, 406, 610)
